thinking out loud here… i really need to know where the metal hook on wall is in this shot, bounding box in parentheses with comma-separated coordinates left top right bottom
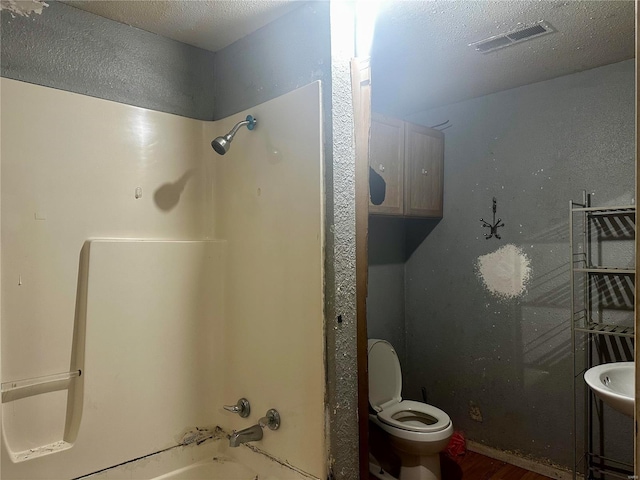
(480, 197, 504, 239)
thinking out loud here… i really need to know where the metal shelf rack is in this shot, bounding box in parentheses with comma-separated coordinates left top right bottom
(570, 192, 635, 480)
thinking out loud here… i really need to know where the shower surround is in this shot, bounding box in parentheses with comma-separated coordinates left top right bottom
(1, 79, 325, 479)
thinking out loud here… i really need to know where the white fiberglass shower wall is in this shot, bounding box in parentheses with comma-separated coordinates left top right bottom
(1, 79, 325, 479)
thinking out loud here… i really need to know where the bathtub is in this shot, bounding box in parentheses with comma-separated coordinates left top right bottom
(149, 446, 319, 480)
(83, 437, 319, 480)
(153, 459, 257, 480)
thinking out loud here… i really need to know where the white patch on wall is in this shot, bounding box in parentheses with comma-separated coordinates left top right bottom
(476, 244, 531, 300)
(0, 0, 48, 17)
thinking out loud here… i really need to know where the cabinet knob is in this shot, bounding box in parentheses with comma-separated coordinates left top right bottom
(421, 169, 428, 175)
(378, 164, 385, 172)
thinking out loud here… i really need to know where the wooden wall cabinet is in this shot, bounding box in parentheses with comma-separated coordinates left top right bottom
(369, 113, 444, 218)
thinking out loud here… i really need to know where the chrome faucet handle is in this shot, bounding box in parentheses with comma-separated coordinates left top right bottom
(223, 398, 250, 418)
(258, 408, 280, 430)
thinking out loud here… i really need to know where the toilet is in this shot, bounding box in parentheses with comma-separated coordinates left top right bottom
(368, 339, 453, 480)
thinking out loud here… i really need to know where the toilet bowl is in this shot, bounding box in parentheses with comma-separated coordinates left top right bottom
(368, 339, 453, 480)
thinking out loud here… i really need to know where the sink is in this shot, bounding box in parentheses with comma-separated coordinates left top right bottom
(584, 362, 634, 418)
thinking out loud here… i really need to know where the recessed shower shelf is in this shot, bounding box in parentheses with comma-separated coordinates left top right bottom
(10, 441, 74, 463)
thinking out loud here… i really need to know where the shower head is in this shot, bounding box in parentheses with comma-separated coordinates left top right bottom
(211, 115, 257, 155)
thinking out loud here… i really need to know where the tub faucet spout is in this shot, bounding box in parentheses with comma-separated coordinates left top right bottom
(228, 424, 263, 447)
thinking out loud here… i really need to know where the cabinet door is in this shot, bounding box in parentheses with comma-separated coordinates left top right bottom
(369, 113, 404, 215)
(404, 122, 444, 217)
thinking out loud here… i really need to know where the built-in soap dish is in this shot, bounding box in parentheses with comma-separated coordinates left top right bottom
(11, 441, 74, 462)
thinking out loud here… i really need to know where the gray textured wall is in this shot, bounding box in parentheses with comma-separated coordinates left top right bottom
(367, 217, 407, 366)
(0, 1, 216, 119)
(0, 1, 330, 122)
(394, 59, 635, 468)
(213, 2, 330, 120)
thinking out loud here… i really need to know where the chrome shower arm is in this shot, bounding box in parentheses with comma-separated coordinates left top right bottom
(226, 119, 251, 139)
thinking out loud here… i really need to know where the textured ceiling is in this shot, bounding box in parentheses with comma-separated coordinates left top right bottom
(64, 0, 300, 52)
(371, 0, 635, 117)
(64, 1, 634, 118)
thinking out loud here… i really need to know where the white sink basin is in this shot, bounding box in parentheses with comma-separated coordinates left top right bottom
(584, 362, 635, 418)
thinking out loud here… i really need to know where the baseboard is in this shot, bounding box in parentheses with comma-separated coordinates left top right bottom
(467, 441, 575, 480)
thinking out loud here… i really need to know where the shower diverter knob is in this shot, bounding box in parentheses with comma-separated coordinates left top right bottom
(259, 409, 280, 430)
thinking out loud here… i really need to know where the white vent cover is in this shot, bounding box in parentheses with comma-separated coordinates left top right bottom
(469, 21, 555, 54)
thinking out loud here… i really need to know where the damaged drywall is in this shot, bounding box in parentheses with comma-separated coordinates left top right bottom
(468, 402, 483, 423)
(0, 0, 48, 17)
(475, 244, 531, 300)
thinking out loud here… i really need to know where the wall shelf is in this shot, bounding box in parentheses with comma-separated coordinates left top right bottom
(574, 322, 634, 338)
(570, 205, 636, 214)
(570, 192, 635, 480)
(573, 267, 635, 275)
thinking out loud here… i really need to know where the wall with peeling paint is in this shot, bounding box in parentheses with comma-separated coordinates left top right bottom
(390, 59, 635, 468)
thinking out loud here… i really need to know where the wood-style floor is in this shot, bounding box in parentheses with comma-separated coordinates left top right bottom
(440, 451, 553, 480)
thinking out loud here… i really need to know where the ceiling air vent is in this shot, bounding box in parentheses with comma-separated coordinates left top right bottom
(469, 21, 555, 54)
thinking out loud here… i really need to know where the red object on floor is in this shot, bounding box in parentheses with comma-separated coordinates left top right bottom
(445, 431, 466, 462)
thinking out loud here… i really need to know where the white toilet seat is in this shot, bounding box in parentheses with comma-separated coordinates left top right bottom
(368, 339, 454, 445)
(377, 400, 451, 433)
(370, 412, 453, 443)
